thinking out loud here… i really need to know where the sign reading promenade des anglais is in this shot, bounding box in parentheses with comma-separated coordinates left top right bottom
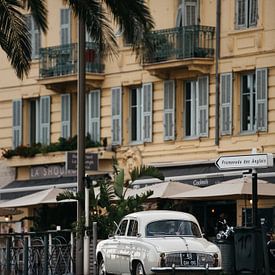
(215, 153, 274, 170)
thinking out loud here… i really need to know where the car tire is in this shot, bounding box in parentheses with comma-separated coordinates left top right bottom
(98, 258, 109, 275)
(133, 261, 146, 275)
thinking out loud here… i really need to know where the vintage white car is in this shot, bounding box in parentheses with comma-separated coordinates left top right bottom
(96, 210, 222, 275)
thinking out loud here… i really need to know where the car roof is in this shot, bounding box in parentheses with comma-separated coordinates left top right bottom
(124, 210, 199, 224)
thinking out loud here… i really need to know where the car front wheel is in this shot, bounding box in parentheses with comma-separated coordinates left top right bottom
(98, 258, 108, 275)
(133, 261, 146, 275)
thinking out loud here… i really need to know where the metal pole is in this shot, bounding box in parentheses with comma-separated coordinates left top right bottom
(83, 186, 90, 275)
(76, 14, 86, 275)
(252, 168, 258, 227)
(93, 222, 98, 275)
(6, 236, 11, 275)
(215, 0, 221, 146)
(23, 236, 28, 275)
(43, 234, 49, 275)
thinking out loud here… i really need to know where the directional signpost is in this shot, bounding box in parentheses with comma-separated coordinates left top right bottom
(215, 153, 273, 170)
(215, 153, 274, 227)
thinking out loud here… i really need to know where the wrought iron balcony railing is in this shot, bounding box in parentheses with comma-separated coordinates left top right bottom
(143, 25, 215, 64)
(39, 42, 104, 78)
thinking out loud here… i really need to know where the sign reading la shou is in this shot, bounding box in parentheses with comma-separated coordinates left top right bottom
(66, 152, 98, 171)
(215, 153, 274, 170)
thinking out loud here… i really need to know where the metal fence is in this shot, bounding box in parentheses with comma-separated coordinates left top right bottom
(143, 25, 215, 64)
(39, 42, 104, 78)
(0, 230, 74, 275)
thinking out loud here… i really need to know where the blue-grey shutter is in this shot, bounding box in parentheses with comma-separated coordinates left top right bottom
(12, 99, 22, 148)
(40, 96, 51, 144)
(111, 87, 122, 145)
(88, 90, 101, 143)
(61, 94, 71, 139)
(236, 0, 247, 28)
(142, 83, 153, 142)
(220, 73, 233, 135)
(60, 9, 71, 45)
(249, 0, 257, 27)
(26, 15, 41, 59)
(256, 68, 268, 131)
(164, 80, 175, 140)
(197, 76, 209, 137)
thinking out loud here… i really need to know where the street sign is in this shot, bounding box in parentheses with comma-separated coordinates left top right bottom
(66, 152, 98, 171)
(215, 153, 274, 170)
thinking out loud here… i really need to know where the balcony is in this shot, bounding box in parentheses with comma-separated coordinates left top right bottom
(143, 25, 215, 78)
(38, 42, 105, 91)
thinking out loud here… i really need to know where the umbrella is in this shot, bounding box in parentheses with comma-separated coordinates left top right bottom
(126, 181, 199, 199)
(0, 188, 76, 208)
(168, 176, 275, 200)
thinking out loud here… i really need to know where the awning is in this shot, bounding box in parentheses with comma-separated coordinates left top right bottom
(168, 176, 275, 200)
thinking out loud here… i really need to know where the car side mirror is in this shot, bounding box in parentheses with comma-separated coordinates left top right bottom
(136, 233, 141, 238)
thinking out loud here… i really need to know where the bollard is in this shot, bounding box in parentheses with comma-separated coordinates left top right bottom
(44, 234, 49, 275)
(23, 236, 29, 275)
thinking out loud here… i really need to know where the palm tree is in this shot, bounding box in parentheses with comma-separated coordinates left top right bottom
(0, 0, 154, 79)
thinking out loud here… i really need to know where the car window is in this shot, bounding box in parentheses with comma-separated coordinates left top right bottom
(116, 219, 128, 236)
(127, 219, 138, 236)
(146, 219, 201, 237)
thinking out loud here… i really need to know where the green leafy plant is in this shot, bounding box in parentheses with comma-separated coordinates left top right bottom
(2, 134, 102, 159)
(57, 163, 164, 239)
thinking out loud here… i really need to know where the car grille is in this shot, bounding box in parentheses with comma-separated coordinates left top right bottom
(165, 252, 214, 267)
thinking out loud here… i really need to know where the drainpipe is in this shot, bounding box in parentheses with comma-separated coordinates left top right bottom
(215, 0, 221, 146)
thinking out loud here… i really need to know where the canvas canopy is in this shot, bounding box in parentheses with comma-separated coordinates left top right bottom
(169, 176, 275, 200)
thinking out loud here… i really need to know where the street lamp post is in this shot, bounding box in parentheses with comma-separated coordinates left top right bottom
(76, 16, 86, 275)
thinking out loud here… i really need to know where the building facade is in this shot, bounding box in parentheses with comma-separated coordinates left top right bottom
(0, 0, 275, 232)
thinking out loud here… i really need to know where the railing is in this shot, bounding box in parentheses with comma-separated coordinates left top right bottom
(39, 42, 104, 78)
(143, 25, 215, 64)
(0, 230, 74, 274)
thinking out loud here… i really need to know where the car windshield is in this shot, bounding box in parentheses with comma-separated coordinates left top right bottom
(146, 219, 201, 237)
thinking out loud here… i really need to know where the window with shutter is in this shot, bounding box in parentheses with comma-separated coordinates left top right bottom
(12, 99, 22, 148)
(184, 76, 209, 138)
(26, 15, 41, 59)
(198, 76, 209, 137)
(40, 96, 51, 145)
(176, 0, 199, 27)
(142, 83, 153, 142)
(60, 9, 71, 45)
(61, 94, 71, 139)
(164, 80, 175, 140)
(88, 90, 101, 142)
(256, 68, 267, 131)
(111, 87, 122, 145)
(220, 73, 233, 135)
(236, 0, 257, 29)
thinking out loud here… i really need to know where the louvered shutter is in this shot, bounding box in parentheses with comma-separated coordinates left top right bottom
(26, 15, 41, 59)
(61, 94, 71, 139)
(88, 90, 101, 142)
(220, 73, 233, 135)
(197, 76, 209, 137)
(60, 9, 71, 45)
(164, 80, 175, 140)
(236, 0, 247, 28)
(142, 83, 153, 142)
(249, 0, 257, 26)
(12, 99, 22, 148)
(184, 0, 198, 26)
(40, 96, 51, 144)
(256, 68, 268, 131)
(111, 87, 122, 145)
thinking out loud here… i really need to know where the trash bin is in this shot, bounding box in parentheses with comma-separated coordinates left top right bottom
(216, 238, 235, 274)
(234, 227, 263, 274)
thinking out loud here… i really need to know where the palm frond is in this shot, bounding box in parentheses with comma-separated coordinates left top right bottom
(130, 165, 164, 182)
(114, 169, 124, 198)
(66, 0, 118, 58)
(0, 0, 31, 78)
(103, 0, 155, 56)
(56, 190, 79, 201)
(22, 0, 48, 33)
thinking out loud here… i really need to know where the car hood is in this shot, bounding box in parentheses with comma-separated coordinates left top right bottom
(144, 236, 218, 253)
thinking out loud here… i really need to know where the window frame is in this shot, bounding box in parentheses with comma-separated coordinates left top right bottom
(236, 0, 258, 29)
(61, 93, 71, 139)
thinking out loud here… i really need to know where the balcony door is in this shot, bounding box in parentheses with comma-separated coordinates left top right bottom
(176, 0, 199, 58)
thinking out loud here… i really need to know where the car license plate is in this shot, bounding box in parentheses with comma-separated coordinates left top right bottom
(182, 253, 197, 266)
